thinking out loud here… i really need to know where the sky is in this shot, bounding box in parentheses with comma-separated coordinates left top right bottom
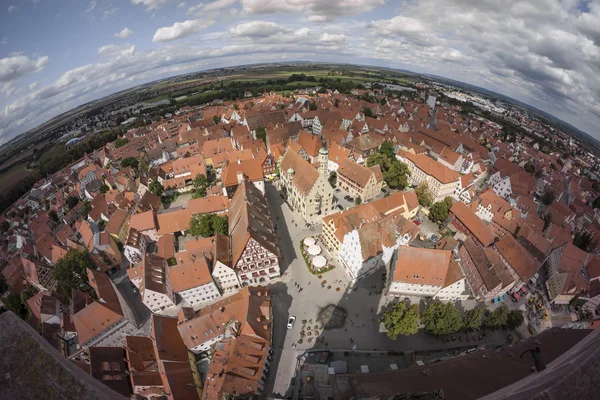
(1, 0, 600, 145)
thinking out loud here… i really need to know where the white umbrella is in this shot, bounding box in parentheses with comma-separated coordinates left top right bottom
(307, 245, 322, 256)
(312, 256, 327, 268)
(303, 237, 316, 246)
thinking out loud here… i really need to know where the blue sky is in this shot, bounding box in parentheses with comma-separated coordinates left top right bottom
(2, 0, 600, 145)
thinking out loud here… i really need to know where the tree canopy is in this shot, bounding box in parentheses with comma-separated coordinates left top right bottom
(192, 174, 210, 199)
(366, 145, 410, 190)
(422, 301, 463, 335)
(52, 248, 95, 298)
(506, 309, 525, 329)
(114, 137, 129, 148)
(256, 126, 267, 143)
(121, 157, 139, 170)
(3, 292, 29, 320)
(429, 197, 453, 223)
(541, 189, 556, 206)
(363, 107, 373, 118)
(188, 214, 229, 238)
(462, 306, 485, 330)
(380, 302, 420, 339)
(415, 183, 433, 207)
(148, 178, 163, 197)
(485, 305, 509, 328)
(66, 196, 79, 210)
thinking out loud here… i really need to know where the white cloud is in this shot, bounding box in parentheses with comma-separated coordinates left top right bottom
(29, 82, 39, 90)
(0, 55, 49, 83)
(177, 2, 186, 7)
(8, 5, 17, 12)
(115, 27, 133, 39)
(83, 1, 96, 14)
(241, 0, 385, 21)
(229, 21, 290, 38)
(103, 7, 118, 18)
(189, 0, 237, 13)
(98, 44, 136, 59)
(131, 0, 169, 11)
(152, 19, 215, 42)
(0, 37, 6, 45)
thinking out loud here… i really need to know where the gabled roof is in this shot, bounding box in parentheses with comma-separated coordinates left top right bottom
(279, 148, 320, 195)
(494, 234, 541, 281)
(129, 210, 156, 232)
(229, 179, 279, 268)
(393, 246, 451, 286)
(451, 202, 496, 247)
(337, 159, 381, 188)
(168, 256, 213, 293)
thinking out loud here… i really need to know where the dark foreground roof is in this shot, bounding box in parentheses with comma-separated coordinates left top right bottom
(332, 328, 592, 400)
(0, 311, 127, 400)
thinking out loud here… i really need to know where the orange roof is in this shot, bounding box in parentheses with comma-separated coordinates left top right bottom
(188, 196, 229, 215)
(105, 209, 129, 236)
(167, 257, 213, 293)
(403, 151, 460, 183)
(157, 233, 175, 259)
(392, 246, 451, 286)
(221, 158, 264, 188)
(279, 148, 319, 195)
(451, 201, 496, 247)
(338, 159, 382, 187)
(157, 209, 192, 236)
(494, 234, 541, 281)
(129, 210, 156, 232)
(297, 130, 322, 157)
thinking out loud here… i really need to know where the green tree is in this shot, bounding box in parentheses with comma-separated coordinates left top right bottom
(383, 161, 410, 189)
(52, 248, 95, 298)
(188, 214, 228, 238)
(309, 101, 318, 111)
(149, 178, 163, 197)
(524, 162, 535, 173)
(328, 171, 337, 188)
(256, 126, 267, 143)
(462, 306, 485, 331)
(99, 184, 110, 194)
(121, 157, 139, 170)
(0, 220, 10, 233)
(212, 215, 229, 236)
(138, 156, 149, 174)
(48, 210, 59, 223)
(506, 309, 525, 329)
(355, 197, 362, 205)
(379, 302, 420, 339)
(543, 212, 552, 231)
(379, 140, 395, 159)
(66, 196, 79, 210)
(334, 99, 339, 107)
(541, 189, 555, 206)
(3, 292, 29, 319)
(485, 305, 509, 328)
(363, 107, 373, 118)
(422, 301, 463, 336)
(114, 137, 129, 148)
(415, 183, 433, 207)
(429, 197, 452, 223)
(212, 115, 221, 125)
(366, 153, 391, 172)
(192, 174, 210, 198)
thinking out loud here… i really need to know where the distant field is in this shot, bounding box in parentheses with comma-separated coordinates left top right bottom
(0, 163, 32, 190)
(38, 143, 65, 163)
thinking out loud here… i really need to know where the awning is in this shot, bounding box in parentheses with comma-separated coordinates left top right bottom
(520, 286, 528, 293)
(513, 292, 520, 300)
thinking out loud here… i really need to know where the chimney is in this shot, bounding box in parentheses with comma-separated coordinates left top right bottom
(237, 159, 241, 165)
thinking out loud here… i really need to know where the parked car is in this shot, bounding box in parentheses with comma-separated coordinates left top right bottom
(413, 219, 421, 226)
(381, 188, 388, 193)
(132, 286, 139, 296)
(336, 205, 344, 210)
(287, 316, 296, 329)
(431, 235, 439, 243)
(348, 197, 354, 202)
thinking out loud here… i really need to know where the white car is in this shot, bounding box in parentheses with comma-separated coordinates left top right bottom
(287, 316, 296, 329)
